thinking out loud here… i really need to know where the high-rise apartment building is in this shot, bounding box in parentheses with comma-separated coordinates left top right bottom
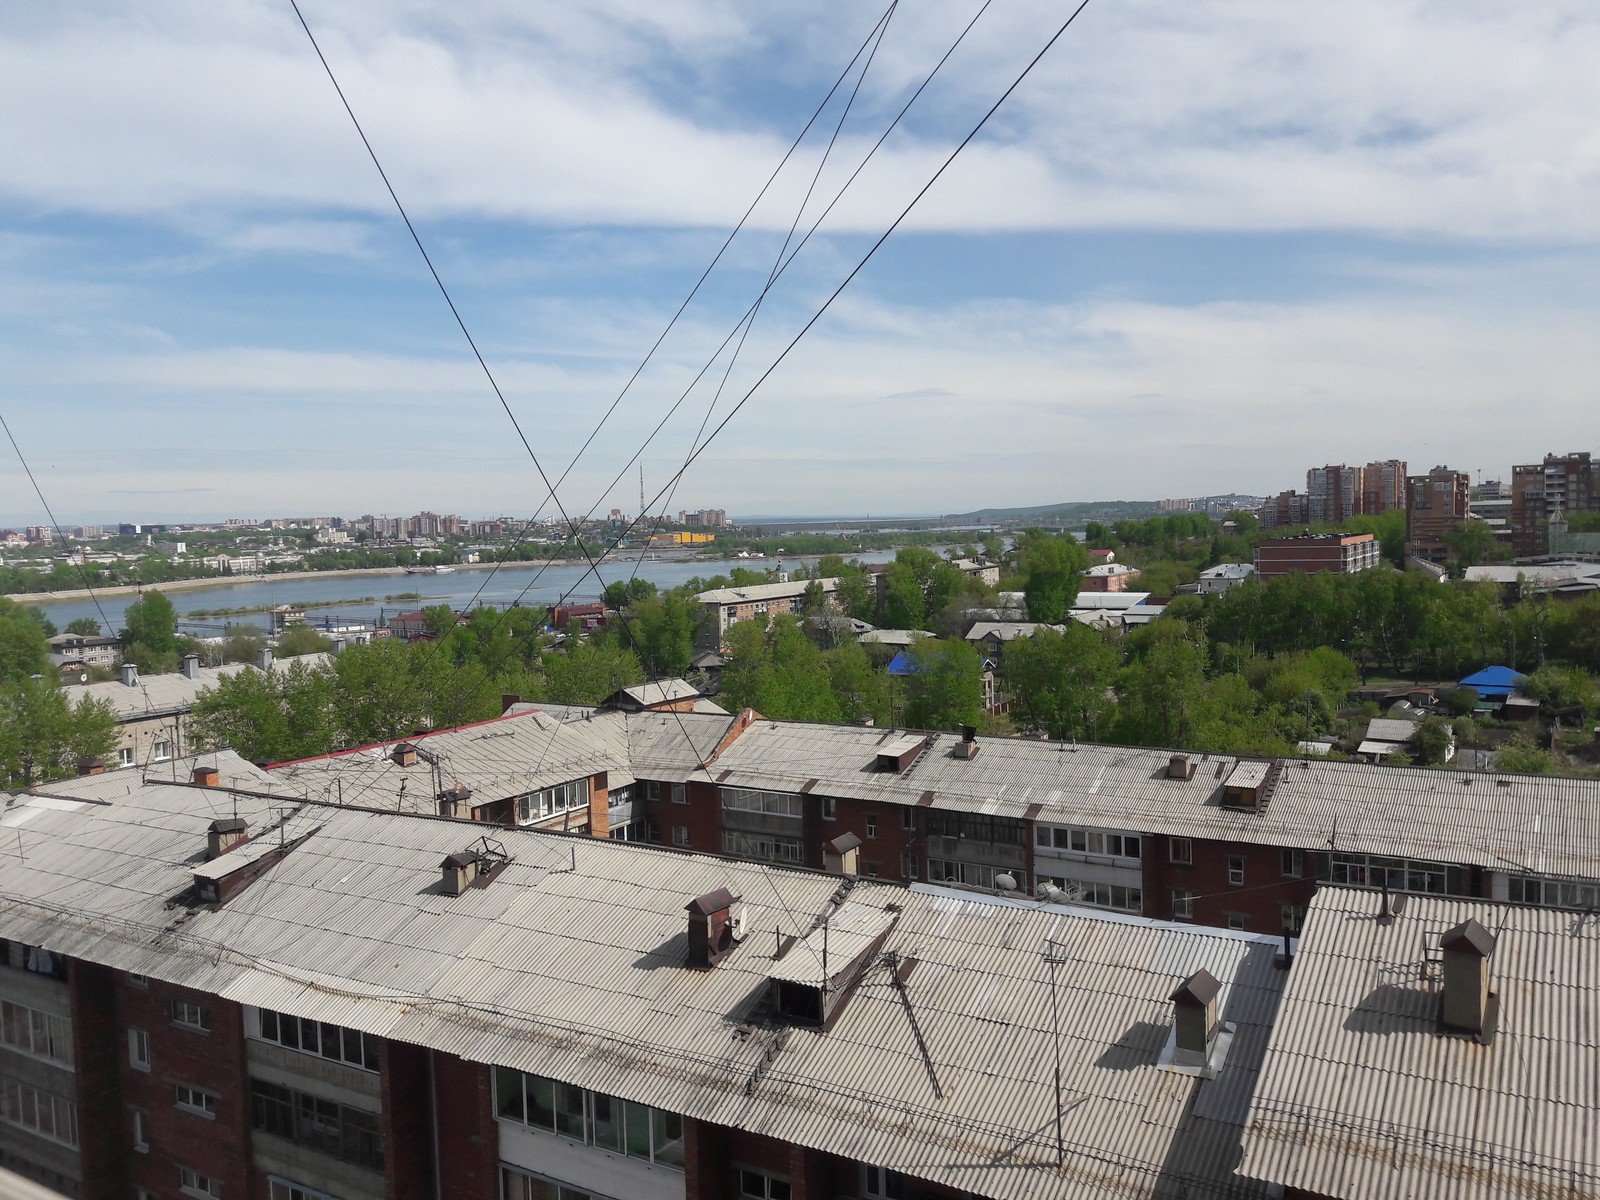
(1404, 467, 1470, 563)
(1305, 465, 1363, 525)
(1257, 490, 1308, 530)
(1510, 451, 1600, 556)
(1359, 459, 1408, 516)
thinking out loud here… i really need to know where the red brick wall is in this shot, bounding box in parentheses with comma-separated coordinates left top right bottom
(383, 1040, 437, 1200)
(826, 794, 921, 883)
(1142, 835, 1316, 934)
(68, 960, 123, 1200)
(432, 1053, 498, 1200)
(117, 976, 253, 1200)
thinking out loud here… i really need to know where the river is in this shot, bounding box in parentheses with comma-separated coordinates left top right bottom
(32, 555, 829, 635)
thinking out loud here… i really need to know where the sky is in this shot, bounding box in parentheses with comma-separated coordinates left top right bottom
(2, 0, 1599, 526)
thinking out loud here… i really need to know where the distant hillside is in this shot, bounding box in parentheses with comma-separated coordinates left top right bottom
(942, 499, 1163, 524)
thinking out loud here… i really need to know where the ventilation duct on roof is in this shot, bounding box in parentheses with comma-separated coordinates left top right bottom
(822, 832, 862, 876)
(206, 817, 248, 860)
(1440, 918, 1498, 1040)
(876, 735, 926, 773)
(1168, 754, 1196, 780)
(685, 888, 742, 969)
(953, 725, 979, 760)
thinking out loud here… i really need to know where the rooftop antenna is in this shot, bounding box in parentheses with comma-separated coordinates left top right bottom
(640, 463, 646, 521)
(1042, 937, 1068, 1164)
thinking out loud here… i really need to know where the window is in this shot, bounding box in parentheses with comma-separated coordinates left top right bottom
(132, 1108, 150, 1152)
(721, 830, 802, 864)
(253, 1009, 380, 1071)
(865, 814, 878, 840)
(721, 787, 802, 818)
(1039, 828, 1143, 860)
(900, 853, 919, 880)
(643, 781, 663, 802)
(925, 812, 1026, 845)
(500, 1166, 595, 1200)
(119, 747, 136, 768)
(1227, 856, 1246, 887)
(1172, 890, 1196, 919)
(1169, 838, 1192, 865)
(268, 1179, 340, 1200)
(671, 783, 686, 805)
(863, 861, 880, 878)
(127, 973, 148, 989)
(1509, 876, 1600, 909)
(1281, 849, 1303, 878)
(175, 1083, 219, 1118)
(738, 1168, 792, 1200)
(1038, 876, 1142, 913)
(128, 1028, 151, 1071)
(901, 808, 916, 832)
(179, 1166, 222, 1199)
(1, 1001, 73, 1066)
(153, 739, 173, 762)
(516, 779, 591, 825)
(863, 1165, 909, 1199)
(927, 859, 1022, 892)
(1281, 904, 1302, 934)
(607, 785, 632, 809)
(1226, 913, 1248, 931)
(171, 1000, 210, 1032)
(1, 1076, 78, 1146)
(494, 1067, 684, 1170)
(22, 946, 66, 979)
(250, 1079, 384, 1171)
(672, 826, 690, 847)
(1330, 853, 1448, 894)
(821, 796, 836, 821)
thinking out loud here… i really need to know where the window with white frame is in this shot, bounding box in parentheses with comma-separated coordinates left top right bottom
(720, 787, 802, 818)
(862, 1164, 909, 1199)
(171, 999, 210, 1032)
(671, 783, 686, 804)
(927, 859, 1021, 892)
(1226, 913, 1248, 931)
(268, 1178, 340, 1200)
(499, 1166, 595, 1200)
(737, 1167, 792, 1199)
(1330, 853, 1448, 894)
(0, 1075, 79, 1147)
(1281, 903, 1302, 934)
(128, 1028, 151, 1071)
(494, 1066, 684, 1170)
(1036, 827, 1141, 861)
(1169, 837, 1192, 865)
(899, 852, 918, 879)
(1172, 890, 1196, 919)
(252, 1008, 380, 1071)
(249, 1079, 383, 1171)
(672, 826, 691, 847)
(517, 779, 590, 824)
(1038, 876, 1143, 914)
(119, 747, 136, 768)
(175, 1083, 218, 1118)
(821, 796, 836, 821)
(152, 739, 173, 762)
(132, 1107, 150, 1152)
(901, 808, 916, 832)
(721, 830, 803, 864)
(865, 814, 878, 840)
(1508, 876, 1600, 909)
(127, 973, 148, 989)
(0, 1000, 73, 1066)
(179, 1165, 222, 1199)
(1281, 848, 1303, 878)
(1227, 856, 1245, 887)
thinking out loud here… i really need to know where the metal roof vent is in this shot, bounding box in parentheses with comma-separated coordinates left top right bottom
(206, 817, 248, 860)
(876, 734, 926, 773)
(1169, 969, 1230, 1075)
(437, 784, 472, 817)
(953, 725, 979, 760)
(439, 836, 510, 896)
(193, 766, 220, 788)
(769, 902, 898, 1029)
(822, 832, 862, 876)
(393, 742, 418, 767)
(121, 663, 139, 688)
(1168, 754, 1196, 780)
(685, 888, 743, 969)
(1440, 918, 1498, 1041)
(181, 654, 200, 680)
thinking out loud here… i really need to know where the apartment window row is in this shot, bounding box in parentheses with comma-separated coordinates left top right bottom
(1036, 826, 1142, 861)
(518, 779, 591, 824)
(1330, 853, 1448, 895)
(924, 812, 1027, 846)
(0, 1074, 79, 1147)
(928, 859, 1024, 892)
(175, 1083, 219, 1118)
(720, 787, 804, 818)
(1039, 876, 1142, 914)
(501, 1165, 597, 1200)
(0, 942, 68, 980)
(171, 999, 211, 1032)
(180, 1166, 222, 1199)
(721, 830, 804, 865)
(494, 1066, 685, 1169)
(253, 1008, 381, 1071)
(643, 781, 687, 804)
(1508, 876, 1600, 910)
(268, 1178, 339, 1200)
(250, 1079, 384, 1172)
(0, 1000, 73, 1066)
(606, 784, 632, 809)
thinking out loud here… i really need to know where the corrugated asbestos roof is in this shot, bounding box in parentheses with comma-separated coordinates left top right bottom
(68, 653, 332, 720)
(1240, 887, 1600, 1199)
(0, 779, 1285, 1200)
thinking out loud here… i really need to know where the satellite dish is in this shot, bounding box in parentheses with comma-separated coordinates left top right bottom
(995, 873, 1018, 892)
(731, 905, 748, 939)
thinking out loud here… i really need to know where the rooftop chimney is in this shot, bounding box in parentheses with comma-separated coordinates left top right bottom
(1440, 918, 1497, 1038)
(121, 663, 139, 688)
(1168, 754, 1196, 780)
(685, 888, 740, 969)
(440, 837, 510, 895)
(181, 654, 199, 680)
(437, 783, 472, 817)
(76, 756, 105, 777)
(822, 832, 862, 875)
(393, 742, 418, 767)
(1171, 969, 1222, 1069)
(331, 637, 346, 656)
(953, 725, 979, 760)
(501, 693, 522, 712)
(876, 734, 926, 773)
(257, 648, 274, 671)
(192, 766, 219, 788)
(206, 817, 248, 859)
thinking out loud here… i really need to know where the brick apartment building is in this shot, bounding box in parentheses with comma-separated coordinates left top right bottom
(693, 578, 839, 646)
(1404, 467, 1471, 563)
(1509, 450, 1600, 556)
(1253, 532, 1381, 582)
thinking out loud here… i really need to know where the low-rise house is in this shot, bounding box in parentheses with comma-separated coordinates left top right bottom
(1255, 532, 1381, 582)
(694, 577, 838, 645)
(1195, 563, 1257, 594)
(45, 633, 121, 674)
(1080, 562, 1142, 592)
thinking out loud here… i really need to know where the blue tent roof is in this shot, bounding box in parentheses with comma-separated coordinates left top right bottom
(1457, 665, 1525, 696)
(887, 650, 921, 676)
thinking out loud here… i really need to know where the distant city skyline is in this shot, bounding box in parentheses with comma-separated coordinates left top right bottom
(3, 2, 1598, 527)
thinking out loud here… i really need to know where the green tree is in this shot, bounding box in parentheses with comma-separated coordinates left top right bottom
(0, 679, 117, 786)
(28, 610, 57, 638)
(628, 593, 698, 678)
(329, 639, 448, 744)
(1443, 520, 1508, 570)
(902, 637, 983, 732)
(64, 617, 102, 636)
(1496, 735, 1554, 776)
(221, 630, 269, 664)
(823, 641, 895, 727)
(1014, 532, 1090, 623)
(1003, 625, 1118, 740)
(190, 659, 338, 763)
(1446, 685, 1480, 716)
(1519, 665, 1598, 717)
(1411, 716, 1455, 766)
(276, 625, 334, 658)
(719, 617, 840, 721)
(541, 641, 643, 706)
(422, 604, 458, 638)
(120, 591, 179, 669)
(878, 559, 927, 629)
(0, 597, 51, 683)
(602, 578, 657, 609)
(1114, 629, 1207, 746)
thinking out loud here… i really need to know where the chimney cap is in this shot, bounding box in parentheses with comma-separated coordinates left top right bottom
(1440, 918, 1496, 958)
(441, 850, 477, 869)
(208, 817, 247, 834)
(1170, 968, 1222, 1007)
(686, 887, 737, 916)
(825, 832, 863, 856)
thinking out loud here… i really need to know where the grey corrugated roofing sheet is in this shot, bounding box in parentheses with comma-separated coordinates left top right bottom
(67, 653, 332, 720)
(695, 578, 839, 605)
(619, 679, 700, 705)
(0, 780, 1285, 1200)
(1240, 887, 1600, 1199)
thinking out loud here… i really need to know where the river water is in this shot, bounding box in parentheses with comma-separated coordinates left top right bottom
(33, 555, 828, 635)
